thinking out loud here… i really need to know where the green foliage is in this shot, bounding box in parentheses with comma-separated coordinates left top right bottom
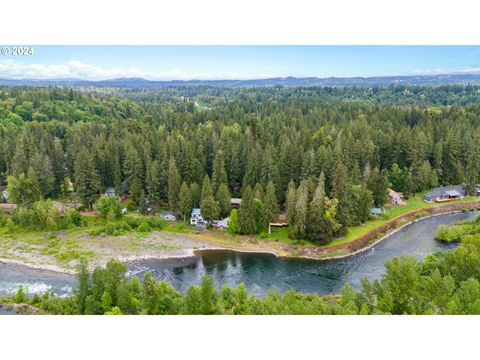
(96, 195, 122, 219)
(178, 182, 192, 220)
(239, 185, 256, 234)
(200, 175, 219, 222)
(228, 209, 241, 234)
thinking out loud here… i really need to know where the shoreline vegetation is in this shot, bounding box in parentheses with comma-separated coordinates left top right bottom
(1, 197, 480, 275)
(4, 222, 480, 315)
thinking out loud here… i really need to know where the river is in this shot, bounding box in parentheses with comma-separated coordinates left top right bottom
(0, 211, 477, 302)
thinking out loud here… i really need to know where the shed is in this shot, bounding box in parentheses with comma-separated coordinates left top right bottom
(370, 208, 384, 215)
(160, 211, 177, 221)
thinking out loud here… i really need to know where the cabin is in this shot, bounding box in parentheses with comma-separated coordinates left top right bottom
(388, 189, 406, 206)
(160, 211, 177, 221)
(190, 208, 205, 226)
(423, 185, 465, 203)
(105, 187, 116, 197)
(231, 198, 242, 208)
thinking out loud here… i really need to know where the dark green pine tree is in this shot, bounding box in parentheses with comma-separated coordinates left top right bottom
(331, 162, 352, 233)
(168, 157, 181, 211)
(211, 150, 228, 193)
(239, 185, 257, 235)
(74, 146, 101, 210)
(146, 159, 163, 203)
(292, 180, 309, 239)
(367, 167, 389, 207)
(308, 172, 327, 243)
(216, 183, 231, 218)
(123, 144, 144, 203)
(200, 175, 219, 222)
(50, 137, 66, 196)
(285, 180, 297, 238)
(179, 182, 192, 221)
(139, 190, 148, 215)
(262, 181, 279, 227)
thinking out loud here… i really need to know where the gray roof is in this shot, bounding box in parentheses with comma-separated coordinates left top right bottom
(160, 211, 176, 217)
(423, 185, 465, 202)
(191, 208, 201, 215)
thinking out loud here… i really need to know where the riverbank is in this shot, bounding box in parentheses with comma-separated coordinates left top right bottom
(1, 199, 479, 274)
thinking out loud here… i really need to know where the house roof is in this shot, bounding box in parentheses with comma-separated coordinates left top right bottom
(105, 187, 116, 193)
(388, 189, 403, 197)
(445, 190, 462, 197)
(160, 211, 176, 217)
(231, 198, 242, 205)
(371, 208, 384, 215)
(191, 208, 201, 215)
(423, 185, 465, 201)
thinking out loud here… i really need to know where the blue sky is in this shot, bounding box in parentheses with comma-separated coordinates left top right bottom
(1, 46, 480, 80)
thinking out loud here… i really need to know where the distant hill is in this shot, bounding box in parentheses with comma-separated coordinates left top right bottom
(2, 74, 480, 87)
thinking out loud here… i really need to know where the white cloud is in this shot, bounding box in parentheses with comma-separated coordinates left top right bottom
(0, 59, 276, 81)
(412, 65, 480, 75)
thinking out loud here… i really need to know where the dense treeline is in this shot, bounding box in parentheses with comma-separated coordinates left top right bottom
(10, 223, 480, 315)
(1, 86, 480, 243)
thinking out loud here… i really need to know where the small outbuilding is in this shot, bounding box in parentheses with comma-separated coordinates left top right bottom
(105, 187, 116, 197)
(370, 208, 384, 215)
(231, 198, 242, 208)
(160, 211, 177, 221)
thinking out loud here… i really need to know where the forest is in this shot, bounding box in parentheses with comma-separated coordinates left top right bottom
(1, 85, 480, 244)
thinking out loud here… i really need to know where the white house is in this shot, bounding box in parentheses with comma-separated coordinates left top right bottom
(1, 190, 9, 201)
(160, 211, 177, 221)
(190, 208, 205, 226)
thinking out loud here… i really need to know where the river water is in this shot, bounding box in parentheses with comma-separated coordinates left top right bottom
(0, 211, 477, 301)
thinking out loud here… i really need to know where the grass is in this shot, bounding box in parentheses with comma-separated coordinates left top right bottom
(251, 194, 480, 251)
(324, 195, 479, 249)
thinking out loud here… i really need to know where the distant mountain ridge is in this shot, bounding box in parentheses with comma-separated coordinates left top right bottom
(2, 73, 480, 87)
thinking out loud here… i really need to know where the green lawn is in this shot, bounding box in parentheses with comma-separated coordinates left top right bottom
(260, 194, 480, 249)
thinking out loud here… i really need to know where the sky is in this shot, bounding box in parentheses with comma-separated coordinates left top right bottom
(2, 46, 480, 80)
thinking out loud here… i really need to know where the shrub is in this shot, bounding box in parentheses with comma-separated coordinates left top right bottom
(96, 195, 122, 219)
(137, 222, 151, 233)
(435, 225, 463, 242)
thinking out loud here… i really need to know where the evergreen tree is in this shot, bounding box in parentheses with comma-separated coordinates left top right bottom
(211, 151, 228, 193)
(216, 183, 231, 218)
(146, 160, 163, 203)
(367, 167, 389, 207)
(331, 162, 351, 232)
(74, 146, 101, 210)
(51, 137, 66, 196)
(179, 182, 192, 221)
(138, 190, 148, 215)
(228, 209, 241, 234)
(285, 180, 297, 237)
(292, 181, 309, 239)
(190, 182, 201, 208)
(200, 175, 219, 222)
(262, 181, 279, 227)
(239, 185, 256, 234)
(168, 157, 181, 211)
